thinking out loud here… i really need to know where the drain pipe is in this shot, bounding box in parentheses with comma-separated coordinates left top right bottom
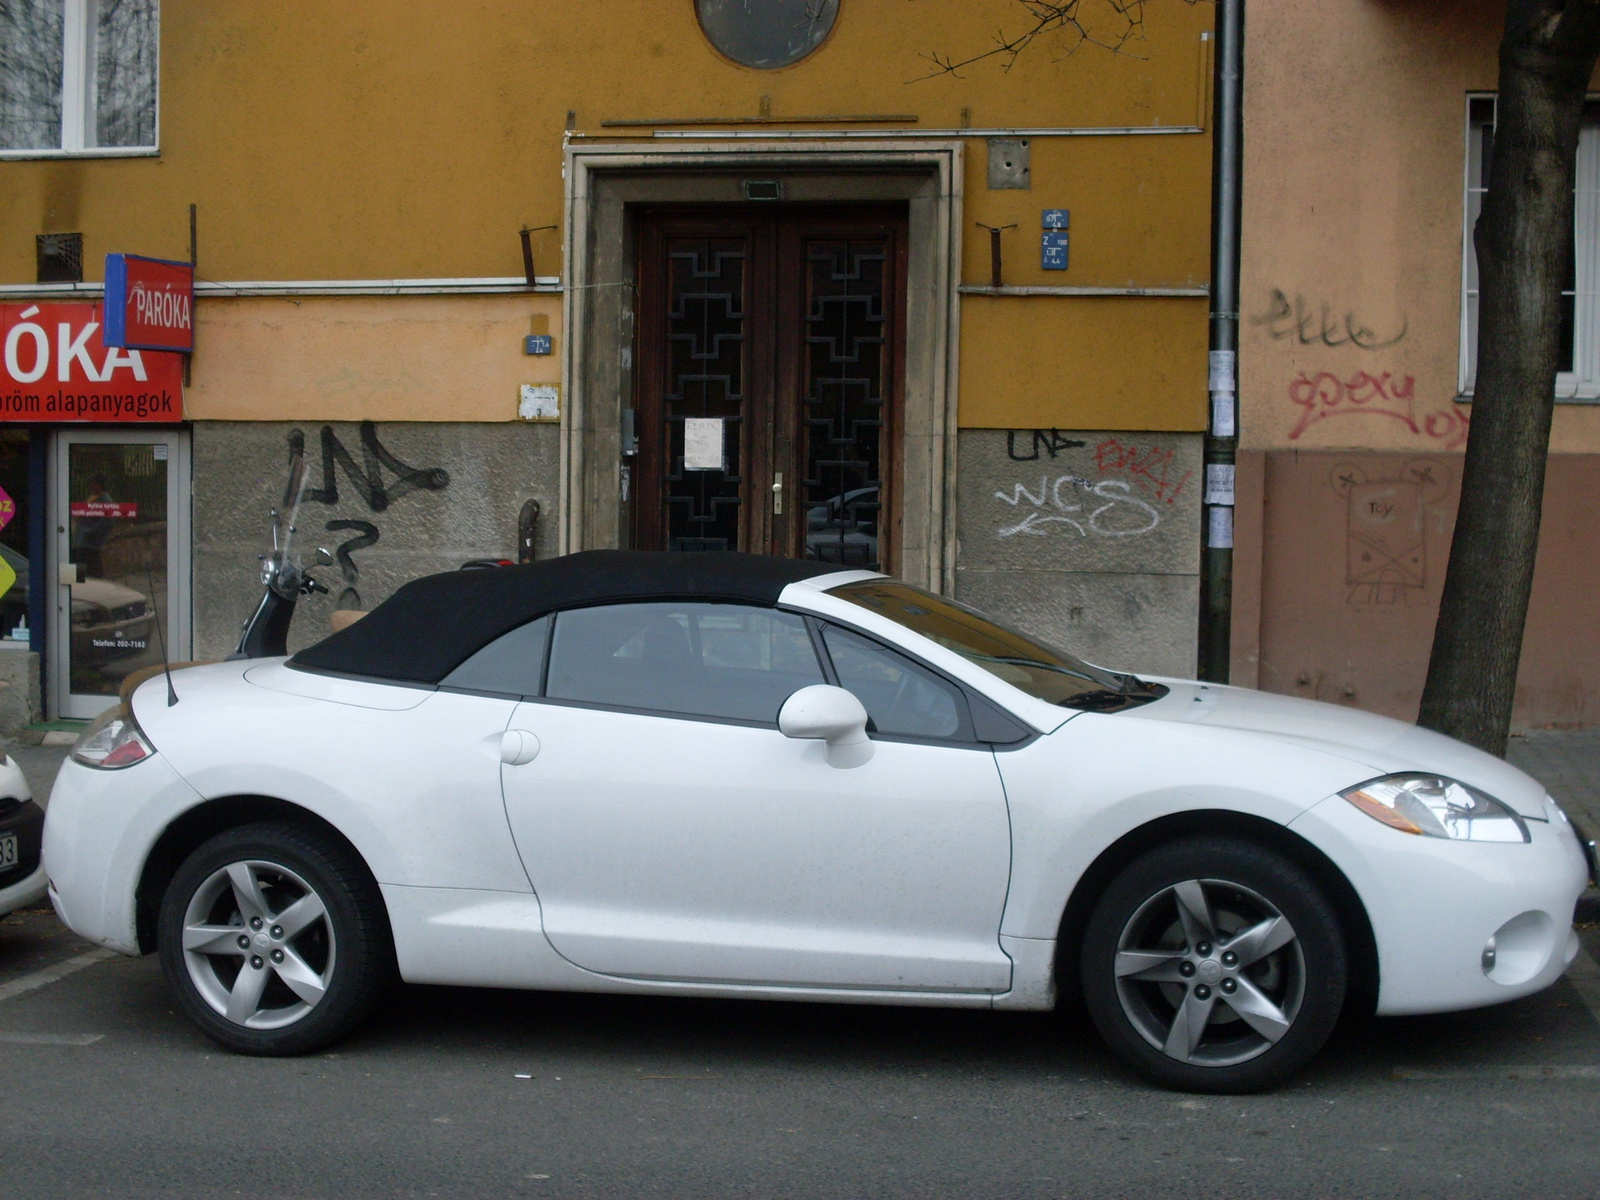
(1200, 0, 1243, 683)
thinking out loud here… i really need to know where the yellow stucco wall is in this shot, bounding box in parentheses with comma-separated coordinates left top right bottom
(3, 0, 1215, 430)
(958, 295, 1208, 430)
(184, 295, 561, 422)
(1241, 0, 1600, 456)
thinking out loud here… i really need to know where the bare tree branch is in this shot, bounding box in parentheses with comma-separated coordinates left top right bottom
(915, 0, 1154, 79)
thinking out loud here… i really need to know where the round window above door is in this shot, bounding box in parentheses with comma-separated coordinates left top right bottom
(696, 0, 840, 69)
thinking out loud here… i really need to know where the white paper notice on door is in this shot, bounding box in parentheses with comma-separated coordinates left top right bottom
(683, 417, 725, 471)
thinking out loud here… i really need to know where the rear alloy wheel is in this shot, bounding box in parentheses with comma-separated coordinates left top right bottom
(158, 822, 392, 1055)
(1081, 837, 1347, 1093)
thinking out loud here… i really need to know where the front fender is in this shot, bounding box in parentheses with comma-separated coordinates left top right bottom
(996, 712, 1375, 939)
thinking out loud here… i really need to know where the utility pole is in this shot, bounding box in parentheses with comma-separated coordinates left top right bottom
(1201, 0, 1243, 682)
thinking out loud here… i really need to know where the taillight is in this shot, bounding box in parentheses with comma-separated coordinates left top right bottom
(71, 705, 156, 770)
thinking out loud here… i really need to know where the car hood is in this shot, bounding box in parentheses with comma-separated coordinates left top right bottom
(1122, 681, 1550, 819)
(71, 578, 147, 607)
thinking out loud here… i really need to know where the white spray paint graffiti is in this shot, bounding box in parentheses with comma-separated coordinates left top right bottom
(993, 474, 1161, 539)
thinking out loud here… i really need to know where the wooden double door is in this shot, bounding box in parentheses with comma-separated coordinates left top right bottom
(631, 206, 907, 572)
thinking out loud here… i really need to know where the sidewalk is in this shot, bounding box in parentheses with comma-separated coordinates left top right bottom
(1507, 728, 1600, 831)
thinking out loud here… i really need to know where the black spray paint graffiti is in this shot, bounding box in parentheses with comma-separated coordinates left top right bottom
(1006, 429, 1088, 461)
(1252, 288, 1408, 350)
(287, 422, 450, 609)
(323, 520, 379, 609)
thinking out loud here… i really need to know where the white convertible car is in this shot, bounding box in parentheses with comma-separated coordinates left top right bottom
(42, 552, 1594, 1092)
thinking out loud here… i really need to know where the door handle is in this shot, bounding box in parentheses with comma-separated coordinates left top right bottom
(500, 729, 540, 766)
(772, 472, 783, 515)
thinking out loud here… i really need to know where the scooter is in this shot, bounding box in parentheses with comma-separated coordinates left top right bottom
(229, 447, 526, 659)
(229, 446, 330, 660)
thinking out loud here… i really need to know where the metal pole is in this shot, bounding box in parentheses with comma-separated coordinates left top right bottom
(1201, 0, 1243, 683)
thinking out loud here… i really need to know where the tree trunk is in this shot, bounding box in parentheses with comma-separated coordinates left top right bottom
(1418, 0, 1600, 756)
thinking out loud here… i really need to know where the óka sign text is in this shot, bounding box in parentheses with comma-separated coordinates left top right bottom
(1, 303, 183, 422)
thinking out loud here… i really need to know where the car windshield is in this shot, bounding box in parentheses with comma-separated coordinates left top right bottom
(827, 579, 1161, 710)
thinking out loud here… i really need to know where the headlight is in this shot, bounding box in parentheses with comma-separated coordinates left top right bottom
(71, 705, 155, 769)
(1341, 773, 1529, 843)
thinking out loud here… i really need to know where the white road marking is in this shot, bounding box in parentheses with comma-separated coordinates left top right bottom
(0, 1031, 103, 1046)
(0, 948, 117, 1004)
(1392, 1066, 1600, 1081)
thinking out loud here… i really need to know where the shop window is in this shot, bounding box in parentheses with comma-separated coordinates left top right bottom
(0, 0, 158, 156)
(0, 432, 31, 645)
(1462, 94, 1600, 400)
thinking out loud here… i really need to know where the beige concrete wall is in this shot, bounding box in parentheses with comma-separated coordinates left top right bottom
(1240, 0, 1600, 456)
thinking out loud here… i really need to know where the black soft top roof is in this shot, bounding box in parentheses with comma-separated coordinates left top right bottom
(290, 550, 845, 684)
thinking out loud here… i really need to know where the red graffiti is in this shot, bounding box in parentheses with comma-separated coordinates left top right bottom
(1287, 370, 1469, 449)
(1094, 438, 1192, 504)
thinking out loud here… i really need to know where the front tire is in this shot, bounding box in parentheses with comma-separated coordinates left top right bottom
(157, 821, 393, 1055)
(1080, 837, 1347, 1093)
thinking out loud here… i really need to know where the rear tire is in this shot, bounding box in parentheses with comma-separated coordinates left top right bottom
(157, 821, 393, 1055)
(1080, 837, 1346, 1093)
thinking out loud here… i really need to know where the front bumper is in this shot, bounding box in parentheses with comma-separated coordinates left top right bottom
(1291, 790, 1590, 1015)
(0, 797, 46, 915)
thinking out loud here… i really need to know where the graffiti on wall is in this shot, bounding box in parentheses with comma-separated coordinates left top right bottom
(992, 437, 1185, 540)
(1006, 429, 1087, 461)
(1253, 288, 1408, 351)
(1093, 437, 1192, 505)
(288, 422, 451, 608)
(1330, 458, 1452, 606)
(1287, 370, 1470, 450)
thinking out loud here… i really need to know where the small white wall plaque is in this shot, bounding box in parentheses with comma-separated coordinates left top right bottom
(519, 384, 560, 421)
(683, 417, 725, 471)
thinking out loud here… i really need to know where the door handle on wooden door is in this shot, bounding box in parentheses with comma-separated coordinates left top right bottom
(500, 729, 540, 766)
(772, 472, 783, 515)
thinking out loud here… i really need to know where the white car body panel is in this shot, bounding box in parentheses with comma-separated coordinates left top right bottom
(499, 699, 1013, 991)
(43, 750, 203, 951)
(382, 883, 993, 1008)
(992, 689, 1391, 941)
(38, 571, 1591, 1027)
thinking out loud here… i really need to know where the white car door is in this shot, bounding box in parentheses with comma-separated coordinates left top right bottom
(495, 601, 1014, 993)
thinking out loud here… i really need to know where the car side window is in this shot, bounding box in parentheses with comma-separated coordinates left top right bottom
(820, 624, 972, 742)
(544, 602, 825, 724)
(440, 614, 551, 696)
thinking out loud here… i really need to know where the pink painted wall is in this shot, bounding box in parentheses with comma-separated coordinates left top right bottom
(1236, 0, 1600, 728)
(1241, 0, 1600, 456)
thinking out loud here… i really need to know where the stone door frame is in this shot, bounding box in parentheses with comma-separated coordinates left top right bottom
(559, 140, 964, 592)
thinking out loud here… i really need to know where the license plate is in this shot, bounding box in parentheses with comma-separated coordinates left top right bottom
(0, 833, 16, 870)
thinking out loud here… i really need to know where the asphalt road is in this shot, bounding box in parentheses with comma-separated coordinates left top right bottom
(4, 899, 1600, 1200)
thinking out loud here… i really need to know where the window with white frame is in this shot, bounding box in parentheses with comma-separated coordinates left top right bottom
(1463, 94, 1600, 399)
(0, 0, 157, 156)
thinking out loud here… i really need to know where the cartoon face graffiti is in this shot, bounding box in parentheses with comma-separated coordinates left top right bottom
(1330, 459, 1451, 606)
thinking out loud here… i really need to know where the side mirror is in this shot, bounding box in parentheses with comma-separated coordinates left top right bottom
(778, 684, 874, 769)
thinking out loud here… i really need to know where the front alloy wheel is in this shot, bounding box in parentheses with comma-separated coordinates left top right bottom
(1113, 878, 1304, 1067)
(1082, 837, 1347, 1093)
(158, 822, 392, 1055)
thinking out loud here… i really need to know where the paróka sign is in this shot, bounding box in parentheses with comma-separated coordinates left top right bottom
(104, 253, 194, 352)
(1, 303, 183, 422)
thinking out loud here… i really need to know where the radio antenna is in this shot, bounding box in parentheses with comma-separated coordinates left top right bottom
(145, 566, 178, 706)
